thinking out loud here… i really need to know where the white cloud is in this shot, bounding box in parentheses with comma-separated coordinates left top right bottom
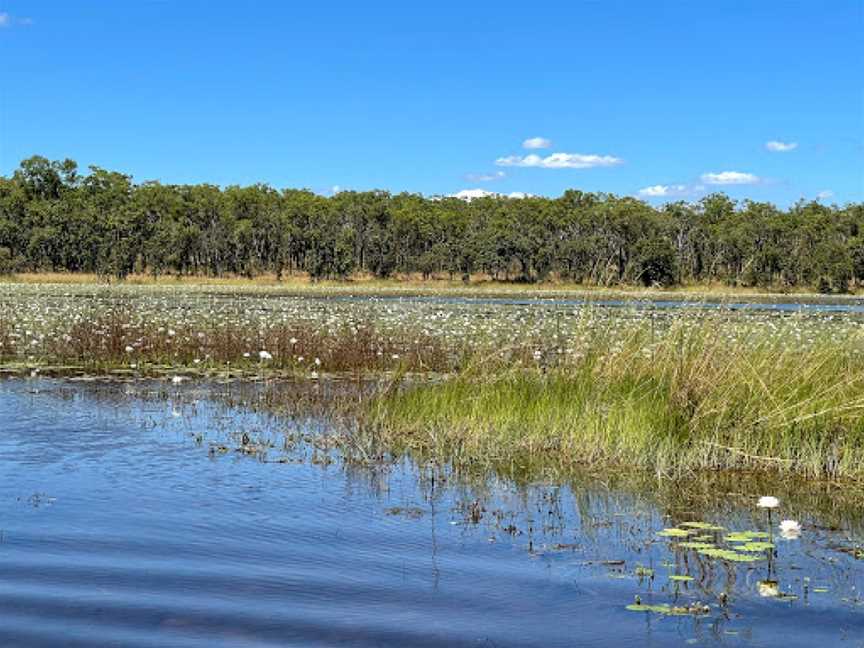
(765, 140, 798, 152)
(465, 170, 505, 182)
(0, 13, 31, 27)
(495, 152, 623, 169)
(638, 184, 689, 198)
(449, 189, 533, 201)
(522, 137, 552, 150)
(700, 171, 761, 185)
(816, 189, 834, 200)
(449, 189, 496, 200)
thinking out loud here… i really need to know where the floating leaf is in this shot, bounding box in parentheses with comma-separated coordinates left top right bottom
(725, 531, 770, 543)
(739, 541, 774, 552)
(680, 522, 724, 531)
(679, 541, 715, 550)
(669, 575, 694, 582)
(658, 528, 691, 538)
(626, 604, 671, 613)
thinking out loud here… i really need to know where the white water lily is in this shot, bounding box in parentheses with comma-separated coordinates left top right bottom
(757, 496, 779, 509)
(259, 350, 273, 360)
(757, 580, 780, 598)
(125, 345, 134, 353)
(779, 519, 802, 540)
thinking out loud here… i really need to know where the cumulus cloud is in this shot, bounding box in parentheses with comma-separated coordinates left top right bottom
(495, 152, 623, 169)
(449, 189, 533, 201)
(700, 171, 761, 185)
(765, 140, 798, 152)
(816, 189, 834, 200)
(522, 137, 552, 150)
(465, 170, 506, 182)
(638, 184, 690, 198)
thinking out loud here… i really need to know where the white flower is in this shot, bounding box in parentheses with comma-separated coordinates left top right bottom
(779, 519, 802, 540)
(243, 352, 250, 358)
(314, 357, 321, 366)
(310, 371, 319, 380)
(259, 350, 273, 361)
(289, 337, 298, 345)
(125, 345, 134, 353)
(171, 376, 184, 385)
(757, 580, 780, 598)
(757, 496, 779, 509)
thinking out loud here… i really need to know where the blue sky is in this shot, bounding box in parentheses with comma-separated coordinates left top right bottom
(1, 1, 862, 205)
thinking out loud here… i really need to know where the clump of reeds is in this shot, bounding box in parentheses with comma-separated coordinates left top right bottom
(365, 315, 864, 480)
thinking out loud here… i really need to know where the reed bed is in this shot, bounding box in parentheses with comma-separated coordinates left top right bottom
(367, 316, 864, 480)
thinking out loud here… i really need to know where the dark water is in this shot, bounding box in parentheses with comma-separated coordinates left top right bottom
(0, 379, 862, 647)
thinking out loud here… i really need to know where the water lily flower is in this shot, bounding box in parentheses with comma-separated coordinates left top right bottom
(757, 496, 779, 509)
(757, 580, 780, 598)
(259, 350, 273, 360)
(125, 345, 134, 353)
(779, 519, 802, 540)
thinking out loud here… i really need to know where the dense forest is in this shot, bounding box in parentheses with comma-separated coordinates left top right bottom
(1, 156, 862, 292)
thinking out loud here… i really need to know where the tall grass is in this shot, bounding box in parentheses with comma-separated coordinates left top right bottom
(367, 316, 864, 480)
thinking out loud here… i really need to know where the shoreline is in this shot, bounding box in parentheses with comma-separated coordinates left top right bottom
(2, 273, 862, 301)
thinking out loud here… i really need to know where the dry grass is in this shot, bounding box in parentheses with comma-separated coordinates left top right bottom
(4, 272, 861, 298)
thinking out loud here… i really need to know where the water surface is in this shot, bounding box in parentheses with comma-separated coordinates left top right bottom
(0, 379, 861, 647)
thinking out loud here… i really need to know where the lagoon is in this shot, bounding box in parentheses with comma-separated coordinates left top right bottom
(0, 378, 861, 647)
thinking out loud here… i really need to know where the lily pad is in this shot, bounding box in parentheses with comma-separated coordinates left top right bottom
(739, 541, 774, 552)
(658, 528, 691, 538)
(680, 522, 724, 531)
(725, 531, 770, 543)
(679, 541, 715, 550)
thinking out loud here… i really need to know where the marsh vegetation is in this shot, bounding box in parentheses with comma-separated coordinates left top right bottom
(2, 282, 863, 485)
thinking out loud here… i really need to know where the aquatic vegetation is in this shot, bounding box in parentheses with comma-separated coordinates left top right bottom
(368, 320, 864, 479)
(779, 519, 802, 540)
(4, 283, 864, 482)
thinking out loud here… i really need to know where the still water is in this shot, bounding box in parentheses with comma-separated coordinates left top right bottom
(0, 378, 861, 647)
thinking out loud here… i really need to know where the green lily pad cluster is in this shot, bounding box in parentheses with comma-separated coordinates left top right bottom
(655, 521, 773, 565)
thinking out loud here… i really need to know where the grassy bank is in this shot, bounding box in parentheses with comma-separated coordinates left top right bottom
(366, 318, 864, 480)
(3, 272, 862, 299)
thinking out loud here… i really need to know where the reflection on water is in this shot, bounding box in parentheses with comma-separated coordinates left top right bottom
(0, 378, 861, 647)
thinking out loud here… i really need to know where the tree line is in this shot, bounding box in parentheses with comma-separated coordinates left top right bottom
(1, 156, 862, 292)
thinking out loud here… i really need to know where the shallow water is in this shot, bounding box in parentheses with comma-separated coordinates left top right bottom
(0, 379, 862, 647)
